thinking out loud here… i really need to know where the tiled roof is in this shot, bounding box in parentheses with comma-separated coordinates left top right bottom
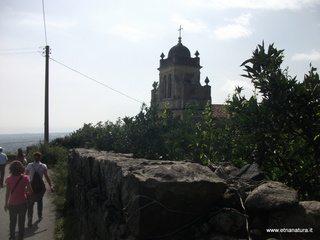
(211, 104, 229, 119)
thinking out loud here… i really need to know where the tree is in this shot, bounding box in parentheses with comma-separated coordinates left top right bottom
(227, 42, 320, 200)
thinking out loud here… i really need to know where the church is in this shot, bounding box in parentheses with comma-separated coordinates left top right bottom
(152, 29, 228, 119)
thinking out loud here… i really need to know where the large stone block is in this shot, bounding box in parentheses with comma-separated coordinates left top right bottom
(269, 201, 320, 235)
(230, 163, 265, 181)
(245, 181, 298, 211)
(69, 148, 227, 239)
(120, 158, 227, 238)
(209, 208, 247, 236)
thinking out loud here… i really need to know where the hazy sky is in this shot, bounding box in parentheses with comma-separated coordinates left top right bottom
(1, 0, 319, 134)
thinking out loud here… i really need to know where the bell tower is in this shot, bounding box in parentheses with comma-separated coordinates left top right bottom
(152, 28, 211, 115)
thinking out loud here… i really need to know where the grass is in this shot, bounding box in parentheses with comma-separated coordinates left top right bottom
(52, 156, 77, 240)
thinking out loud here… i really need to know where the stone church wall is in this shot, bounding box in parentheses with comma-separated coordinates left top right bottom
(68, 148, 320, 240)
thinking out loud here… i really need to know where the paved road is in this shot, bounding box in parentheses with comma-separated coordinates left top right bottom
(0, 164, 56, 240)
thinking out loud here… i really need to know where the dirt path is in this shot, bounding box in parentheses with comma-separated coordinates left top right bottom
(0, 164, 56, 240)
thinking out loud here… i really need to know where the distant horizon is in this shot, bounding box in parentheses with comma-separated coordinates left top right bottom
(0, 121, 111, 135)
(0, 132, 71, 153)
(0, 130, 72, 137)
(0, 126, 79, 135)
(0, 131, 71, 135)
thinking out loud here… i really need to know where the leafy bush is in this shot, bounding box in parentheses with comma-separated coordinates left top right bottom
(226, 43, 320, 200)
(26, 141, 68, 167)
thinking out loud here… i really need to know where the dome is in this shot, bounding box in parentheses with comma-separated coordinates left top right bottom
(168, 37, 191, 58)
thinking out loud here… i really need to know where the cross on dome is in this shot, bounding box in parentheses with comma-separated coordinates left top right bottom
(178, 25, 183, 43)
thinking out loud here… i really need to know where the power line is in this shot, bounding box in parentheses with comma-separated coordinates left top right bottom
(42, 0, 48, 45)
(49, 57, 144, 104)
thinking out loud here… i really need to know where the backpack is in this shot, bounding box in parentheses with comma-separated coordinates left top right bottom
(31, 164, 44, 193)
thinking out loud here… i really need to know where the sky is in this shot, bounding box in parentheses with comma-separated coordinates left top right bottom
(0, 0, 319, 134)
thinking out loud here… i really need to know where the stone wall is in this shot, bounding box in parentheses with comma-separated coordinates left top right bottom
(68, 149, 320, 240)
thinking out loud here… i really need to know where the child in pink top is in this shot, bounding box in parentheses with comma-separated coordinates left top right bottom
(4, 161, 32, 240)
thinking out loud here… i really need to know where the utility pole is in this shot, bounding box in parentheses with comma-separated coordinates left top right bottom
(44, 45, 50, 143)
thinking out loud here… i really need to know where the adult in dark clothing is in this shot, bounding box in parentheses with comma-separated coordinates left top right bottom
(25, 152, 54, 228)
(0, 147, 8, 187)
(15, 148, 27, 166)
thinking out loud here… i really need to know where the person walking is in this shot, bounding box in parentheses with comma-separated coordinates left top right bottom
(25, 152, 54, 228)
(15, 148, 27, 166)
(4, 160, 32, 240)
(0, 146, 8, 187)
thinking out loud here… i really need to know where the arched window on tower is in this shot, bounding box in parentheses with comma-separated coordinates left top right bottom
(163, 75, 167, 99)
(167, 74, 172, 98)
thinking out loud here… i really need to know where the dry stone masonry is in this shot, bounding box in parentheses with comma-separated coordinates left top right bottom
(68, 149, 319, 240)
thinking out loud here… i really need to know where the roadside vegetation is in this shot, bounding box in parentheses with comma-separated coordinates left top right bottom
(27, 42, 319, 239)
